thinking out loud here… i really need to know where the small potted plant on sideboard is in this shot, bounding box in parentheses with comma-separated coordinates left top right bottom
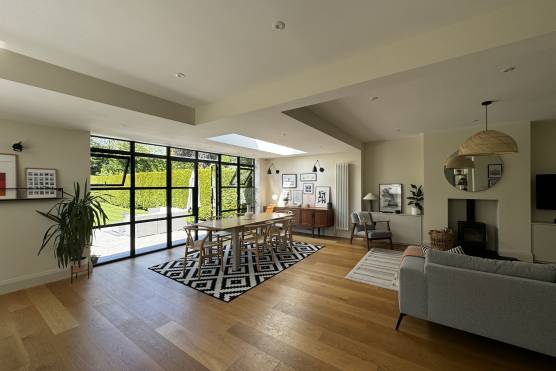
(37, 181, 107, 281)
(407, 184, 424, 215)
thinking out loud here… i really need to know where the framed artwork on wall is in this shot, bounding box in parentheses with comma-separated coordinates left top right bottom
(379, 183, 402, 213)
(279, 189, 291, 206)
(0, 154, 17, 200)
(292, 190, 303, 205)
(314, 186, 330, 208)
(300, 173, 317, 182)
(303, 183, 314, 194)
(26, 168, 57, 199)
(488, 164, 503, 178)
(282, 174, 297, 188)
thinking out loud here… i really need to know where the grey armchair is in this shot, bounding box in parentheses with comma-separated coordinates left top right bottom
(350, 212, 393, 249)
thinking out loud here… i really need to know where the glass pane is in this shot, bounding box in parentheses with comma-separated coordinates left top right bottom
(222, 164, 238, 186)
(198, 151, 218, 161)
(198, 162, 218, 220)
(221, 155, 237, 163)
(240, 188, 255, 209)
(170, 148, 195, 159)
(91, 190, 131, 225)
(172, 188, 194, 216)
(222, 210, 239, 218)
(240, 157, 255, 166)
(135, 157, 167, 187)
(135, 220, 168, 254)
(91, 225, 131, 263)
(135, 142, 166, 155)
(240, 168, 253, 187)
(170, 216, 196, 246)
(90, 156, 130, 187)
(221, 188, 238, 211)
(90, 137, 130, 151)
(171, 161, 194, 187)
(135, 189, 167, 221)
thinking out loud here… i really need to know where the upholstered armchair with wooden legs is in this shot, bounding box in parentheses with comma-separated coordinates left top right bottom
(183, 225, 225, 278)
(350, 212, 393, 250)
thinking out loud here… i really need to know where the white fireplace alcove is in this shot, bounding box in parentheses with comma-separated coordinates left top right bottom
(448, 199, 499, 255)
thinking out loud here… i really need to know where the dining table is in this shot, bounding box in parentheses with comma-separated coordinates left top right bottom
(195, 212, 291, 270)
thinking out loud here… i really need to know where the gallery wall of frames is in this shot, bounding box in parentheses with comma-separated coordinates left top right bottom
(90, 136, 255, 264)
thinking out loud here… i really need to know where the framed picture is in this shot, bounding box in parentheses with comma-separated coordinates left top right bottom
(300, 173, 317, 182)
(488, 164, 503, 178)
(314, 186, 331, 208)
(303, 183, 314, 194)
(488, 178, 499, 187)
(292, 190, 303, 205)
(279, 189, 291, 206)
(282, 174, 297, 188)
(379, 183, 402, 213)
(0, 154, 17, 200)
(26, 168, 58, 199)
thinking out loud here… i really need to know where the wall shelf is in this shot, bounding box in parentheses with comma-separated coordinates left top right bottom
(0, 188, 64, 202)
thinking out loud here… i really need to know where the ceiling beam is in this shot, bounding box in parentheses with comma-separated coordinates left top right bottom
(0, 48, 195, 125)
(196, 0, 556, 124)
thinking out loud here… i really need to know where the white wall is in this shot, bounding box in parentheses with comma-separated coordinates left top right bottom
(259, 150, 362, 237)
(531, 120, 556, 223)
(424, 121, 532, 261)
(364, 136, 424, 213)
(0, 119, 90, 294)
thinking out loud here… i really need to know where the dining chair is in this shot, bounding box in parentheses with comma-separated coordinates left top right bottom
(203, 215, 232, 243)
(267, 216, 295, 252)
(240, 223, 272, 265)
(183, 224, 225, 278)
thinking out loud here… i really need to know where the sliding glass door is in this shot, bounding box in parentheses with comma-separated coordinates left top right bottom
(89, 136, 255, 264)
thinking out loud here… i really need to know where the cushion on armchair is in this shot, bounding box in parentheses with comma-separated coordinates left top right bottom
(355, 230, 392, 239)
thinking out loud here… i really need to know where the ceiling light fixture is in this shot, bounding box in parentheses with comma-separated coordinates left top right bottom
(458, 100, 518, 156)
(273, 21, 286, 30)
(312, 160, 324, 173)
(175, 72, 186, 78)
(370, 96, 379, 101)
(501, 66, 516, 73)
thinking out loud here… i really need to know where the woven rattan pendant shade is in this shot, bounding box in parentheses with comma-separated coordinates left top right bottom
(459, 101, 518, 156)
(445, 154, 475, 169)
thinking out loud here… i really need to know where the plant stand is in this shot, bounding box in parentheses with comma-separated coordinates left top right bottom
(70, 261, 91, 283)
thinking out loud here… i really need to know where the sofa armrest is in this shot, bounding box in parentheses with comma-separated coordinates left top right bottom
(398, 256, 427, 320)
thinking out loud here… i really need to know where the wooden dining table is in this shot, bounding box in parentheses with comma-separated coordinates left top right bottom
(195, 212, 291, 270)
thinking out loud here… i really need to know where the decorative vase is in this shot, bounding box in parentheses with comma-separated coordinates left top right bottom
(244, 204, 254, 219)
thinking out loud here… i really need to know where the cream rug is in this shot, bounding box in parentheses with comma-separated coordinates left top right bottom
(345, 248, 403, 291)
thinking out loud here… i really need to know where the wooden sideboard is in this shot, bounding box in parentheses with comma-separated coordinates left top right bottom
(270, 206, 334, 237)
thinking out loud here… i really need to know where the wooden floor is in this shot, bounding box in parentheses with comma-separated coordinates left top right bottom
(1, 236, 553, 371)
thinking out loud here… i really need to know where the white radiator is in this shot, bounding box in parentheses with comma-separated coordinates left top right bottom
(335, 162, 350, 231)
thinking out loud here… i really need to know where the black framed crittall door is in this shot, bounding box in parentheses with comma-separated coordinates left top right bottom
(90, 136, 255, 264)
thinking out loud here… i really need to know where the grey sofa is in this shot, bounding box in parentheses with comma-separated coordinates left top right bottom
(397, 249, 556, 357)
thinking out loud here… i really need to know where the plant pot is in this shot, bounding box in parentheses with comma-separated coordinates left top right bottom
(90, 256, 99, 265)
(410, 206, 421, 215)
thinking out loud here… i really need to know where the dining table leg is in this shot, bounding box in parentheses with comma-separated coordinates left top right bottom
(231, 228, 241, 270)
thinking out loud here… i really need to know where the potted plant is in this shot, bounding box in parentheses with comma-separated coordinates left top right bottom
(407, 184, 424, 215)
(90, 254, 100, 265)
(37, 181, 108, 270)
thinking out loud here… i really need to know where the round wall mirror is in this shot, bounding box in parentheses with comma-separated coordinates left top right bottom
(444, 152, 503, 192)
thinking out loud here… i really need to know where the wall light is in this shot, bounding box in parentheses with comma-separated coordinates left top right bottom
(267, 163, 280, 175)
(312, 160, 324, 173)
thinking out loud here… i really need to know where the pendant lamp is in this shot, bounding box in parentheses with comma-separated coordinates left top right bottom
(458, 101, 518, 156)
(445, 155, 475, 169)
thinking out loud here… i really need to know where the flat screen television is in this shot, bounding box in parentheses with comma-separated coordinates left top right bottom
(536, 174, 556, 210)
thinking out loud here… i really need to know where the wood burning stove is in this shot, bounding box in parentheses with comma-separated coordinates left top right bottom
(457, 200, 487, 256)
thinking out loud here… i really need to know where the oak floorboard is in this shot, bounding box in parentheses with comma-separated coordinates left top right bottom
(1, 234, 554, 371)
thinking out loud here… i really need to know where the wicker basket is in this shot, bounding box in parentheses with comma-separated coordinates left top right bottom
(428, 229, 456, 251)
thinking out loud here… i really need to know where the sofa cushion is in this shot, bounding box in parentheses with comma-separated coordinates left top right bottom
(426, 249, 556, 282)
(422, 245, 465, 255)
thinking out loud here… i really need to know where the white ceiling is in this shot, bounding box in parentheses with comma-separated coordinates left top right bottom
(0, 0, 508, 106)
(0, 78, 353, 158)
(309, 32, 556, 142)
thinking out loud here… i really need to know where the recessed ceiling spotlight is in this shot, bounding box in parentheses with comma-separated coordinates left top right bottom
(501, 66, 516, 73)
(175, 72, 186, 78)
(395, 128, 401, 132)
(370, 96, 379, 101)
(273, 21, 286, 30)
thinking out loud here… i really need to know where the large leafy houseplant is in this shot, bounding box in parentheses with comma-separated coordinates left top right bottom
(407, 184, 424, 214)
(37, 182, 108, 268)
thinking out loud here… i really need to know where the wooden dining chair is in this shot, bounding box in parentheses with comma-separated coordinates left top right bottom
(183, 224, 225, 278)
(267, 216, 295, 252)
(240, 223, 272, 265)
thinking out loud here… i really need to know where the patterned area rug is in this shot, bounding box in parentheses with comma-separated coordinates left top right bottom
(149, 241, 323, 302)
(345, 248, 403, 291)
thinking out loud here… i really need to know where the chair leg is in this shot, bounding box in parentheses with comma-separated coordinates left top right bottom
(198, 249, 203, 279)
(389, 238, 393, 249)
(395, 313, 405, 330)
(367, 238, 371, 250)
(183, 245, 189, 276)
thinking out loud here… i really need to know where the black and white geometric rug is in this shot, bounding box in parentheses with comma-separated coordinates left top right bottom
(148, 241, 323, 302)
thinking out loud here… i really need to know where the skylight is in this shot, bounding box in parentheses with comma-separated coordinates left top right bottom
(207, 134, 306, 156)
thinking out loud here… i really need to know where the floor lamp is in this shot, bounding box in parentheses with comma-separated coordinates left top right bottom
(363, 193, 377, 212)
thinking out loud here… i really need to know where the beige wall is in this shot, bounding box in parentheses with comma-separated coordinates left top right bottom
(364, 136, 424, 213)
(0, 119, 90, 294)
(531, 120, 556, 222)
(259, 151, 362, 237)
(423, 121, 532, 261)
